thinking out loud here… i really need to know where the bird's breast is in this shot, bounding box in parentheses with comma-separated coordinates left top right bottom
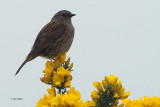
(60, 26, 74, 53)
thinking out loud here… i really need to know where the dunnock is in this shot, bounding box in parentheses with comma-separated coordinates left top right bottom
(15, 10, 75, 75)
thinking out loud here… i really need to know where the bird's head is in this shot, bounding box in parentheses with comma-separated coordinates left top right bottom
(52, 10, 76, 23)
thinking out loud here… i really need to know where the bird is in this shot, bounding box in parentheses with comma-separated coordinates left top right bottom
(15, 10, 75, 75)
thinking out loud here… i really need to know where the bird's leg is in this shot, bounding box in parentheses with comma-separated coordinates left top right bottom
(50, 58, 55, 68)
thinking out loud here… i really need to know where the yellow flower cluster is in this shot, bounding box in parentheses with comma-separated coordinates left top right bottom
(36, 87, 76, 107)
(36, 53, 96, 107)
(91, 75, 130, 107)
(40, 53, 73, 93)
(36, 54, 160, 107)
(121, 96, 160, 107)
(36, 86, 95, 107)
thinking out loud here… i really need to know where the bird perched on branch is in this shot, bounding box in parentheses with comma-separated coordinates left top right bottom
(15, 10, 75, 75)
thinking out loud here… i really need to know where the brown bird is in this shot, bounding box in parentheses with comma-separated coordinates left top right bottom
(15, 10, 75, 75)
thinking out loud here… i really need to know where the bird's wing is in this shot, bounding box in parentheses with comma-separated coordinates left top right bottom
(30, 22, 67, 56)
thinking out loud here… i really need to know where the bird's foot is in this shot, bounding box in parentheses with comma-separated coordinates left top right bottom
(50, 58, 57, 71)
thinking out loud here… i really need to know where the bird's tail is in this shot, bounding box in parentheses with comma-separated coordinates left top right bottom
(15, 59, 28, 76)
(15, 52, 35, 76)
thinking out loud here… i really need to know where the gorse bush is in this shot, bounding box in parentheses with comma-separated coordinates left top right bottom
(36, 54, 160, 107)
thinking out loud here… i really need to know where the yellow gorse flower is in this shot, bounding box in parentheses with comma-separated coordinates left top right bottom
(91, 75, 130, 107)
(52, 66, 72, 88)
(40, 53, 73, 89)
(122, 96, 160, 107)
(58, 53, 66, 63)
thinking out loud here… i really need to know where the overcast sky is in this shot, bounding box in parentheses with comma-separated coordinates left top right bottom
(1, 0, 160, 107)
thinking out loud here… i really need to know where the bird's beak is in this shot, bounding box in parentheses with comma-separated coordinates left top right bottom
(70, 14, 76, 17)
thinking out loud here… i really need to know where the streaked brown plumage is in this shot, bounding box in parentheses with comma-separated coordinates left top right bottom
(15, 10, 75, 75)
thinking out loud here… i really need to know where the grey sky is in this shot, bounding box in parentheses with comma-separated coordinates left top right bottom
(1, 0, 160, 106)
